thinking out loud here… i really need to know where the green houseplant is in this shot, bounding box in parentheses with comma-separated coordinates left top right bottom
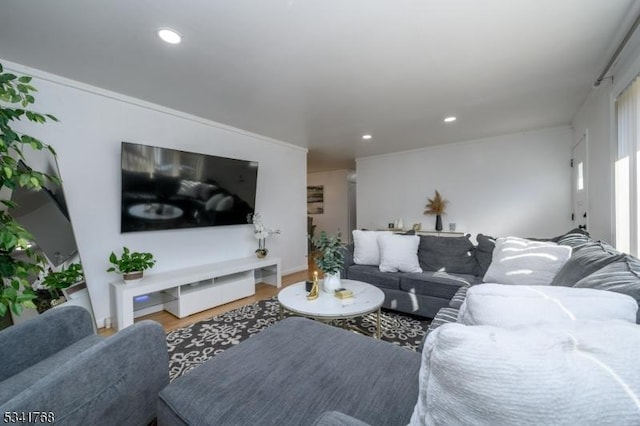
(107, 247, 156, 282)
(41, 262, 84, 298)
(312, 231, 345, 293)
(0, 62, 60, 317)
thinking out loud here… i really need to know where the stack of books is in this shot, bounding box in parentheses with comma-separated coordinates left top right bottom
(334, 288, 353, 299)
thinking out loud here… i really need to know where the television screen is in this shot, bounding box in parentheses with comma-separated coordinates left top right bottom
(10, 162, 78, 266)
(121, 142, 258, 233)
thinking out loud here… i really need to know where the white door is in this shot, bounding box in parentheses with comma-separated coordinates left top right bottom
(572, 135, 588, 232)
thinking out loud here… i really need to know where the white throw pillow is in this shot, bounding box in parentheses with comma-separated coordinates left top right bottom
(352, 230, 391, 265)
(483, 236, 572, 285)
(377, 234, 422, 273)
(458, 283, 638, 326)
(409, 320, 640, 426)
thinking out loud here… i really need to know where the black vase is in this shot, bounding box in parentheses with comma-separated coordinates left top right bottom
(435, 215, 443, 232)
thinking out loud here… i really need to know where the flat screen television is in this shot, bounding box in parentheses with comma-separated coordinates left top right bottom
(121, 142, 258, 233)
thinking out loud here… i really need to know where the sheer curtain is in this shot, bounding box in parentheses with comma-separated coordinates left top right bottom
(615, 76, 640, 255)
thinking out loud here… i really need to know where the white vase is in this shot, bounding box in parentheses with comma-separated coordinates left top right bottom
(323, 272, 341, 293)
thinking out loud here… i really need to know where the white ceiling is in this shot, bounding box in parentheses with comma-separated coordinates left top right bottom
(0, 0, 636, 172)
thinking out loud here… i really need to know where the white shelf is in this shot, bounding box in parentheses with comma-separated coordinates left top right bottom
(111, 256, 281, 330)
(133, 291, 176, 318)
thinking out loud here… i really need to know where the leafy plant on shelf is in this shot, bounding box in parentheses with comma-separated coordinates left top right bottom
(0, 62, 60, 317)
(312, 231, 345, 275)
(41, 263, 84, 299)
(107, 247, 156, 275)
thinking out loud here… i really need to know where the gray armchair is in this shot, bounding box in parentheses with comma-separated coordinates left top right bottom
(0, 306, 168, 425)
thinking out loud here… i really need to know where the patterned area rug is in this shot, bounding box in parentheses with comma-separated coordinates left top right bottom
(166, 297, 430, 381)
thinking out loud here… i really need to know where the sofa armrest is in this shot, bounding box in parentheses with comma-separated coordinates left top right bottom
(313, 411, 372, 426)
(1, 320, 169, 426)
(340, 244, 355, 279)
(0, 306, 94, 381)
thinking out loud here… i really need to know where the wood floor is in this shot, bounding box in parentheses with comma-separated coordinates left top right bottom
(98, 268, 310, 336)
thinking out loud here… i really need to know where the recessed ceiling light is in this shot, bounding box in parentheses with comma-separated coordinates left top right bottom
(362, 134, 372, 140)
(444, 116, 457, 123)
(158, 28, 182, 44)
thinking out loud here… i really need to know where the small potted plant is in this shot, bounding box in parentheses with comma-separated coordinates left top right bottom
(250, 213, 280, 258)
(312, 231, 345, 293)
(107, 247, 155, 283)
(42, 262, 84, 298)
(36, 263, 84, 313)
(424, 190, 448, 231)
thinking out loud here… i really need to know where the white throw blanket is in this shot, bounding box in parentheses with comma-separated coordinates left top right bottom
(458, 283, 638, 326)
(409, 320, 640, 425)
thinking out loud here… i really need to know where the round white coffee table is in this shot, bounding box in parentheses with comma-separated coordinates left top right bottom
(277, 279, 385, 338)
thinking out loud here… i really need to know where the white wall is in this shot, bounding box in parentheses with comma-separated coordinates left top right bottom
(307, 169, 354, 242)
(572, 34, 640, 244)
(356, 126, 574, 239)
(4, 60, 308, 328)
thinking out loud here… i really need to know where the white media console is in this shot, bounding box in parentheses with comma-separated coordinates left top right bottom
(110, 256, 281, 330)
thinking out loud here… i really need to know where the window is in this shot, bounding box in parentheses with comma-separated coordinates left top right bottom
(577, 162, 584, 191)
(615, 76, 640, 255)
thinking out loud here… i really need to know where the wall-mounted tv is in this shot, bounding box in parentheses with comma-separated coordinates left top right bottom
(121, 142, 258, 233)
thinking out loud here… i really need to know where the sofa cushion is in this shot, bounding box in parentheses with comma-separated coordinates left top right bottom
(417, 235, 477, 275)
(346, 265, 402, 290)
(351, 230, 390, 266)
(457, 284, 638, 327)
(550, 242, 624, 286)
(378, 234, 422, 273)
(475, 234, 496, 276)
(426, 307, 459, 334)
(409, 320, 640, 426)
(448, 285, 469, 309)
(555, 230, 592, 248)
(573, 255, 640, 306)
(158, 317, 420, 426)
(400, 272, 478, 299)
(0, 334, 103, 405)
(483, 237, 572, 285)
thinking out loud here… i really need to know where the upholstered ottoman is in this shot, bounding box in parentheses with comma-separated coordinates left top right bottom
(158, 317, 421, 425)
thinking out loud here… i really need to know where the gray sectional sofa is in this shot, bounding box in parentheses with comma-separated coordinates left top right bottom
(428, 229, 640, 332)
(341, 233, 494, 318)
(157, 229, 640, 425)
(339, 229, 609, 319)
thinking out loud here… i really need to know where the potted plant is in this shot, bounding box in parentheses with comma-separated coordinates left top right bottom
(424, 190, 448, 231)
(0, 62, 60, 320)
(40, 262, 84, 310)
(250, 213, 280, 258)
(107, 247, 156, 283)
(312, 231, 345, 293)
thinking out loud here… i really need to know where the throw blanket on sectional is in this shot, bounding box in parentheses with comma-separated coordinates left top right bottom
(410, 320, 640, 426)
(458, 283, 638, 326)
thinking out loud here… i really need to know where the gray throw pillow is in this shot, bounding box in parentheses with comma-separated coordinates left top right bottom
(475, 234, 496, 277)
(418, 235, 476, 275)
(573, 255, 640, 307)
(556, 231, 592, 248)
(549, 227, 590, 243)
(550, 242, 624, 286)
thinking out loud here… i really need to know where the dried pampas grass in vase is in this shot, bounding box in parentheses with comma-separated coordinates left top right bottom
(424, 190, 448, 231)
